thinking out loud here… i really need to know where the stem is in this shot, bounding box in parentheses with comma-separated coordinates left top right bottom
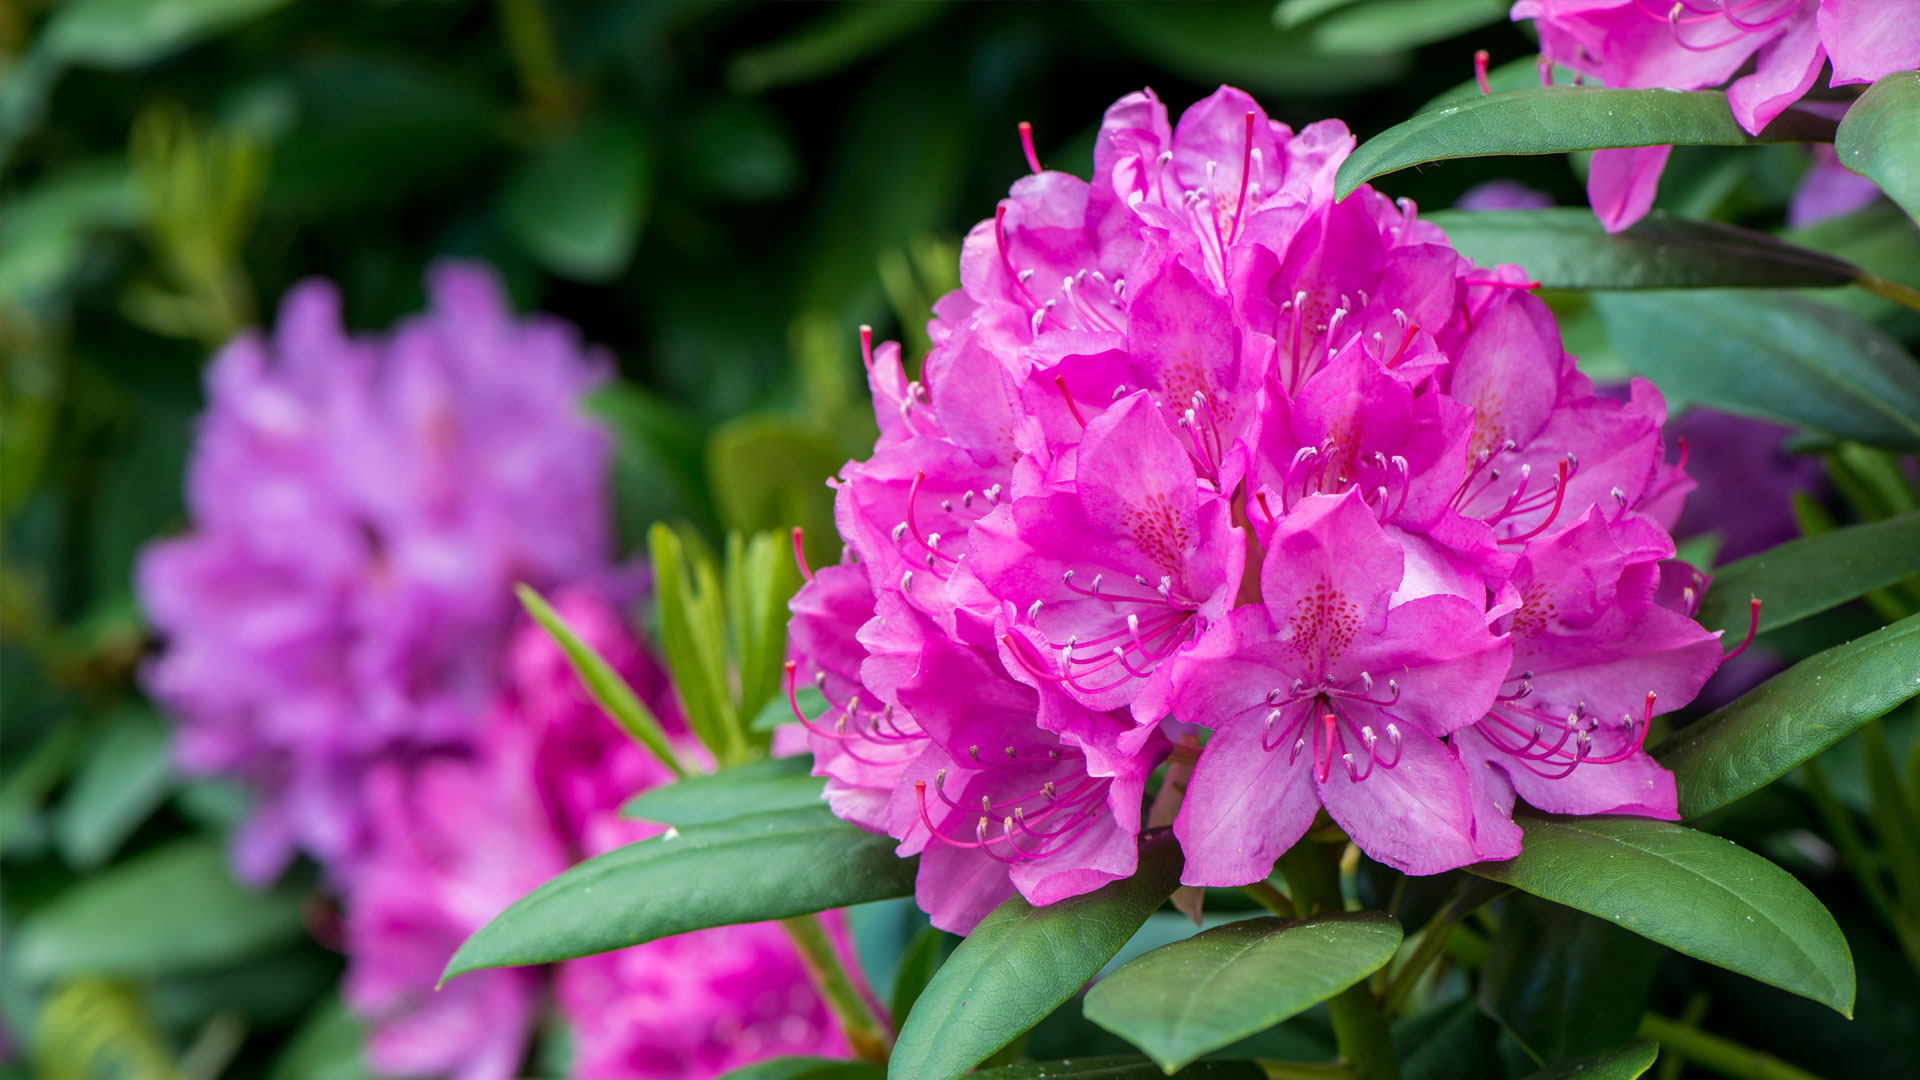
(1654, 992, 1712, 1080)
(1638, 1012, 1827, 1080)
(1381, 880, 1506, 1015)
(1277, 844, 1399, 1080)
(1857, 273, 1920, 316)
(1244, 880, 1298, 918)
(780, 914, 890, 1062)
(1802, 759, 1920, 972)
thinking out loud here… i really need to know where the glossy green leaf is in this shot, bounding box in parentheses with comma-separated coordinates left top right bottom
(1337, 87, 1835, 199)
(13, 839, 305, 980)
(42, 0, 288, 68)
(1835, 71, 1920, 223)
(444, 806, 915, 980)
(1423, 209, 1860, 290)
(1695, 512, 1920, 640)
(1594, 290, 1920, 450)
(973, 1058, 1263, 1080)
(1420, 56, 1578, 115)
(1518, 1041, 1658, 1080)
(620, 756, 825, 826)
(1469, 815, 1854, 1016)
(890, 833, 1184, 1080)
(1084, 911, 1401, 1072)
(1657, 612, 1920, 818)
(55, 708, 174, 870)
(1307, 0, 1508, 57)
(517, 585, 685, 778)
(715, 1059, 885, 1080)
(499, 114, 653, 283)
(889, 927, 948, 1030)
(1480, 897, 1660, 1065)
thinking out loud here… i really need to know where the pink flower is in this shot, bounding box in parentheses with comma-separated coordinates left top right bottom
(1511, 0, 1920, 229)
(793, 85, 1730, 919)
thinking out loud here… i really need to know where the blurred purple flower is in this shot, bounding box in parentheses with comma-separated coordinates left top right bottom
(138, 262, 616, 884)
(1669, 408, 1822, 561)
(1455, 179, 1556, 211)
(1789, 143, 1885, 227)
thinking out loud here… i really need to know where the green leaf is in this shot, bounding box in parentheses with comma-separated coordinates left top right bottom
(1656, 612, 1920, 819)
(973, 1058, 1263, 1080)
(889, 926, 948, 1030)
(890, 833, 1183, 1080)
(650, 523, 742, 763)
(1091, 1, 1409, 98)
(14, 839, 304, 980)
(726, 530, 802, 730)
(516, 584, 685, 778)
(499, 113, 653, 283)
(444, 806, 915, 980)
(585, 382, 715, 548)
(268, 995, 373, 1080)
(1695, 512, 1920, 640)
(1835, 71, 1920, 223)
(42, 0, 288, 68)
(55, 708, 174, 870)
(1518, 1041, 1658, 1080)
(1423, 209, 1860, 291)
(714, 1059, 886, 1080)
(1593, 290, 1920, 450)
(1469, 815, 1854, 1016)
(1083, 911, 1402, 1072)
(1479, 897, 1661, 1065)
(620, 756, 825, 826)
(1336, 87, 1835, 199)
(707, 417, 842, 563)
(727, 1, 955, 95)
(1306, 0, 1508, 58)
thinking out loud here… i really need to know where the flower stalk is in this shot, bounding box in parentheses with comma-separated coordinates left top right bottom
(779, 914, 891, 1062)
(1277, 843, 1399, 1080)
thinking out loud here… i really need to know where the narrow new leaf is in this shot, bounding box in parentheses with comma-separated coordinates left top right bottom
(1835, 71, 1920, 223)
(517, 584, 685, 778)
(1337, 86, 1835, 199)
(1695, 512, 1920, 640)
(1083, 911, 1402, 1072)
(442, 806, 915, 981)
(1657, 612, 1920, 818)
(1470, 815, 1854, 1016)
(1423, 209, 1860, 291)
(1518, 1041, 1659, 1080)
(620, 756, 825, 826)
(890, 832, 1184, 1080)
(1594, 290, 1920, 451)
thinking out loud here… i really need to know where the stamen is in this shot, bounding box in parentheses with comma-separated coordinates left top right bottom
(1721, 597, 1762, 664)
(1055, 375, 1088, 428)
(792, 526, 814, 583)
(1018, 121, 1042, 174)
(1474, 49, 1491, 95)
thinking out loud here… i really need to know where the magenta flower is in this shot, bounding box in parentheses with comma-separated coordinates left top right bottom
(138, 262, 615, 884)
(1511, 0, 1920, 229)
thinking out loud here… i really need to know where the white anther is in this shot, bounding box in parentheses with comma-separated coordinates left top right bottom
(892, 522, 908, 543)
(901, 571, 914, 592)
(1028, 600, 1044, 622)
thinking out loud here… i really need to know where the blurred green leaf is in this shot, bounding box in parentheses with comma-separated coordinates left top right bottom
(754, 682, 827, 733)
(41, 0, 289, 69)
(1594, 290, 1920, 451)
(715, 1060, 884, 1080)
(650, 523, 741, 763)
(1272, 0, 1362, 31)
(1480, 897, 1661, 1065)
(1657, 613, 1920, 819)
(585, 382, 715, 547)
(1424, 209, 1860, 290)
(1084, 912, 1402, 1072)
(1518, 1042, 1658, 1080)
(679, 100, 802, 203)
(727, 1, 955, 95)
(443, 806, 916, 980)
(1695, 512, 1920, 640)
(0, 719, 85, 857)
(14, 839, 305, 981)
(1307, 0, 1508, 58)
(516, 584, 686, 777)
(31, 980, 186, 1080)
(1469, 815, 1854, 1016)
(707, 417, 841, 565)
(1338, 87, 1836, 199)
(1095, 1, 1409, 97)
(892, 833, 1183, 1080)
(499, 113, 653, 283)
(1835, 71, 1920, 223)
(55, 709, 174, 870)
(620, 756, 824, 827)
(974, 1060, 1264, 1080)
(0, 163, 137, 307)
(725, 529, 801, 729)
(889, 926, 947, 1031)
(268, 995, 373, 1080)
(1787, 201, 1920, 325)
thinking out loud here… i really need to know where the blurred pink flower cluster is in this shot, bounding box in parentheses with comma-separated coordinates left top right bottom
(1510, 0, 1920, 229)
(140, 266, 852, 1079)
(787, 87, 1731, 934)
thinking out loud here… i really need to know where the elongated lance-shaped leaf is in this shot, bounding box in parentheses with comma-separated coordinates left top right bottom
(1518, 1041, 1658, 1080)
(650, 523, 742, 764)
(726, 529, 800, 736)
(1836, 71, 1920, 224)
(1336, 86, 1836, 199)
(442, 806, 915, 981)
(1594, 290, 1920, 451)
(890, 832, 1184, 1080)
(517, 585, 685, 778)
(1470, 815, 1854, 1017)
(620, 756, 824, 826)
(1083, 911, 1402, 1072)
(1422, 209, 1861, 291)
(1695, 512, 1920, 641)
(1658, 612, 1920, 818)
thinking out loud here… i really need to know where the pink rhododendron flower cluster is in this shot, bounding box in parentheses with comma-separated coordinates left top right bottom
(1510, 0, 1920, 229)
(787, 86, 1735, 933)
